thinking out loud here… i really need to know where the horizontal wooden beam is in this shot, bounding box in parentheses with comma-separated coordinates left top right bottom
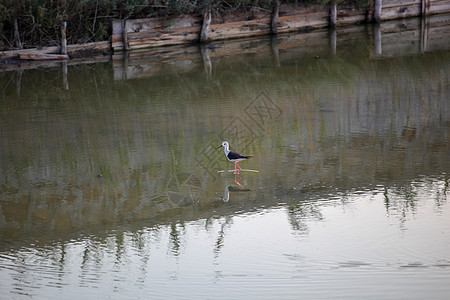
(0, 41, 110, 60)
(19, 53, 69, 60)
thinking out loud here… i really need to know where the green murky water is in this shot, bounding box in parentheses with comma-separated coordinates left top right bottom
(1, 19, 449, 299)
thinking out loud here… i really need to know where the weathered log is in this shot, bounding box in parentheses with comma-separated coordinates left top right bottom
(271, 1, 280, 35)
(377, 0, 449, 14)
(337, 9, 367, 26)
(65, 41, 110, 53)
(19, 53, 70, 60)
(2, 37, 108, 61)
(381, 0, 420, 9)
(381, 4, 421, 20)
(112, 15, 201, 35)
(200, 8, 211, 43)
(211, 11, 330, 37)
(428, 0, 450, 15)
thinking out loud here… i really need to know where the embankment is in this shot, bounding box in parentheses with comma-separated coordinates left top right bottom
(0, 0, 449, 62)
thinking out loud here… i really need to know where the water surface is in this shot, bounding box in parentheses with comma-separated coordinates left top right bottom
(0, 19, 449, 299)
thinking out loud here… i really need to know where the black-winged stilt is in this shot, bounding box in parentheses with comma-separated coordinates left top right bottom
(217, 141, 252, 174)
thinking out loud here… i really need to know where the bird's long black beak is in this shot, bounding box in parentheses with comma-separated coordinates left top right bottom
(216, 145, 223, 149)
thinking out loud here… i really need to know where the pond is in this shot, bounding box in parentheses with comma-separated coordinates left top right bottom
(0, 18, 449, 299)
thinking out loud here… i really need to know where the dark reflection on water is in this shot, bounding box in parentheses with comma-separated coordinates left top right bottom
(0, 18, 450, 299)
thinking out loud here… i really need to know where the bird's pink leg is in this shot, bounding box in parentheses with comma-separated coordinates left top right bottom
(236, 162, 241, 174)
(234, 162, 237, 174)
(235, 172, 242, 185)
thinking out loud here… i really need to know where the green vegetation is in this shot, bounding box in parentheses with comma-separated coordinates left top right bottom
(0, 0, 371, 49)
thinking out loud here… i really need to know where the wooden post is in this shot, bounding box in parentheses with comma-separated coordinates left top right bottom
(16, 69, 23, 96)
(421, 0, 430, 16)
(330, 28, 337, 55)
(420, 17, 429, 52)
(62, 61, 69, 90)
(374, 0, 382, 23)
(13, 18, 23, 49)
(330, 1, 337, 28)
(271, 36, 280, 67)
(122, 52, 129, 80)
(200, 45, 212, 78)
(61, 22, 67, 55)
(271, 0, 280, 35)
(122, 20, 129, 51)
(374, 24, 382, 55)
(200, 8, 211, 43)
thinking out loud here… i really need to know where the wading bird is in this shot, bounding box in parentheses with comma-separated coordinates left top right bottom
(217, 141, 252, 174)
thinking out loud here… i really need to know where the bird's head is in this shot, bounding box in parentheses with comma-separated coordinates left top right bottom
(216, 141, 229, 149)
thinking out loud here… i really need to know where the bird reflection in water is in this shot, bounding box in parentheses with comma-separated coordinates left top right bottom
(222, 183, 250, 202)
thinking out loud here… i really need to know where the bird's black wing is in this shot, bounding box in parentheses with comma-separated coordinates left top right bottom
(228, 151, 251, 160)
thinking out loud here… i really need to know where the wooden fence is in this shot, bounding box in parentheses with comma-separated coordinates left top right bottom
(112, 13, 450, 80)
(111, 0, 450, 51)
(0, 0, 449, 61)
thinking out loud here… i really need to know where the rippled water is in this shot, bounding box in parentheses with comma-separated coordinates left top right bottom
(1, 18, 449, 299)
(1, 183, 449, 299)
